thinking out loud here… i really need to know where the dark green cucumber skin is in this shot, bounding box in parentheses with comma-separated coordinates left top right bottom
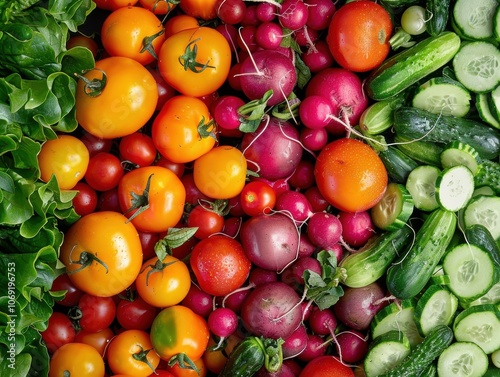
(394, 135, 444, 167)
(386, 209, 457, 299)
(219, 337, 265, 377)
(465, 224, 500, 267)
(340, 225, 414, 288)
(418, 363, 437, 377)
(393, 107, 500, 160)
(379, 325, 454, 377)
(378, 146, 419, 184)
(474, 160, 500, 195)
(381, 0, 421, 8)
(426, 0, 450, 37)
(366, 32, 461, 100)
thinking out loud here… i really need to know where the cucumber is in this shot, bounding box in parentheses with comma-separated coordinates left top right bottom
(395, 135, 444, 167)
(360, 93, 407, 135)
(370, 182, 414, 231)
(487, 85, 500, 122)
(440, 141, 480, 176)
(462, 194, 500, 241)
(378, 145, 420, 184)
(452, 0, 497, 41)
(464, 223, 500, 267)
(411, 76, 471, 118)
(371, 299, 424, 348)
(443, 243, 499, 302)
(405, 165, 440, 212)
(340, 225, 413, 288)
(414, 285, 458, 336)
(378, 325, 454, 377)
(366, 32, 461, 101)
(386, 209, 457, 300)
(453, 41, 500, 94)
(453, 304, 500, 354)
(495, 5, 500, 43)
(419, 363, 437, 377)
(435, 165, 475, 212)
(477, 93, 500, 129)
(381, 0, 421, 8)
(364, 331, 412, 377)
(467, 281, 500, 307)
(425, 0, 450, 37)
(393, 106, 500, 160)
(474, 160, 500, 195)
(437, 341, 489, 377)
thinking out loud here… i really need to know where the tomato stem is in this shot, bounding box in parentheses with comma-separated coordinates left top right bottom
(124, 173, 153, 223)
(67, 246, 109, 275)
(132, 346, 157, 373)
(141, 258, 178, 286)
(178, 38, 216, 73)
(197, 116, 217, 139)
(140, 28, 165, 61)
(74, 68, 107, 97)
(167, 353, 200, 373)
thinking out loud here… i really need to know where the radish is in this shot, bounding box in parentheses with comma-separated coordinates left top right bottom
(238, 50, 297, 106)
(216, 0, 246, 25)
(301, 40, 335, 73)
(299, 94, 334, 129)
(300, 126, 328, 152)
(282, 324, 308, 359)
(256, 2, 277, 23)
(296, 332, 328, 362)
(337, 210, 375, 248)
(275, 190, 314, 225)
(212, 95, 246, 130)
(288, 159, 315, 190)
(305, 67, 368, 135)
(240, 213, 300, 272)
(240, 116, 303, 181)
(256, 362, 297, 377)
(334, 330, 369, 364)
(181, 284, 213, 318)
(304, 186, 329, 213)
(249, 267, 279, 286)
(290, 256, 322, 285)
(308, 306, 337, 336)
(298, 233, 317, 258)
(306, 212, 343, 250)
(278, 0, 309, 30)
(255, 21, 284, 50)
(207, 307, 239, 348)
(240, 281, 303, 339)
(305, 0, 336, 31)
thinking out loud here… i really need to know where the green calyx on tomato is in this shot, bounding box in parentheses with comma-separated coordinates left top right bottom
(74, 68, 107, 97)
(131, 346, 157, 374)
(179, 38, 216, 73)
(66, 246, 109, 275)
(140, 28, 166, 60)
(124, 173, 154, 223)
(198, 116, 218, 139)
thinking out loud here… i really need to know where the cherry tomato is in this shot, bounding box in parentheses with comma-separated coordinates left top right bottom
(49, 342, 105, 377)
(84, 152, 125, 192)
(298, 355, 355, 377)
(139, 0, 177, 14)
(119, 132, 157, 168)
(72, 182, 98, 216)
(154, 156, 185, 178)
(41, 312, 76, 354)
(59, 211, 143, 297)
(189, 235, 252, 297)
(326, 1, 392, 72)
(101, 6, 166, 66)
(117, 166, 186, 233)
(107, 329, 161, 377)
(73, 293, 116, 333)
(164, 14, 200, 38)
(193, 145, 247, 200)
(38, 134, 89, 190)
(66, 35, 99, 58)
(239, 180, 277, 217)
(51, 273, 85, 307)
(138, 230, 161, 261)
(75, 56, 158, 139)
(74, 327, 114, 356)
(151, 95, 217, 164)
(80, 130, 113, 157)
(179, 0, 218, 20)
(147, 66, 177, 112)
(116, 294, 158, 330)
(314, 138, 388, 213)
(158, 27, 232, 97)
(186, 202, 226, 239)
(150, 305, 210, 364)
(135, 254, 191, 308)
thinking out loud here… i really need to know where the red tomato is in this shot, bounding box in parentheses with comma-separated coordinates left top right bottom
(41, 312, 76, 354)
(314, 138, 388, 212)
(75, 294, 116, 333)
(326, 1, 393, 72)
(74, 327, 114, 357)
(117, 166, 186, 233)
(51, 273, 85, 307)
(84, 152, 124, 192)
(186, 202, 226, 239)
(116, 294, 158, 331)
(189, 235, 252, 297)
(72, 182, 98, 216)
(119, 132, 157, 167)
(239, 180, 277, 217)
(299, 355, 355, 377)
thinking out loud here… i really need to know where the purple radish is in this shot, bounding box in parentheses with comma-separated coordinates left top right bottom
(301, 40, 335, 73)
(255, 21, 284, 50)
(275, 190, 314, 224)
(278, 0, 309, 30)
(308, 306, 338, 336)
(282, 324, 308, 359)
(338, 210, 375, 248)
(306, 212, 343, 249)
(305, 0, 336, 31)
(300, 126, 328, 152)
(290, 256, 322, 285)
(299, 94, 334, 129)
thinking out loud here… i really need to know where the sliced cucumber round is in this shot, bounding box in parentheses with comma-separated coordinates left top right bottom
(437, 341, 489, 377)
(435, 165, 475, 212)
(440, 141, 480, 176)
(406, 165, 441, 212)
(364, 331, 411, 377)
(477, 93, 500, 130)
(414, 284, 458, 336)
(463, 195, 500, 240)
(452, 0, 497, 41)
(371, 183, 414, 231)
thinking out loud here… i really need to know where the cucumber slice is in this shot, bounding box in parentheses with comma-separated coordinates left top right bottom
(371, 182, 414, 231)
(364, 331, 411, 377)
(414, 285, 458, 336)
(406, 165, 441, 212)
(412, 77, 471, 117)
(476, 93, 500, 129)
(487, 85, 500, 122)
(440, 141, 480, 176)
(443, 243, 499, 302)
(453, 304, 500, 354)
(453, 41, 500, 93)
(468, 281, 500, 307)
(437, 341, 489, 377)
(463, 195, 500, 240)
(371, 299, 424, 348)
(435, 165, 475, 212)
(452, 0, 497, 41)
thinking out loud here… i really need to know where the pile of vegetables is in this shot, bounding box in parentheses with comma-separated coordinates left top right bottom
(1, 0, 500, 376)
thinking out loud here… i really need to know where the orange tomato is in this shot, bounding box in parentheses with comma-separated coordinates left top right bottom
(164, 14, 200, 38)
(179, 0, 218, 20)
(67, 35, 99, 58)
(93, 0, 139, 10)
(101, 6, 166, 65)
(151, 95, 217, 164)
(139, 0, 177, 14)
(326, 1, 393, 72)
(165, 355, 207, 377)
(314, 138, 388, 213)
(158, 27, 232, 97)
(49, 342, 105, 377)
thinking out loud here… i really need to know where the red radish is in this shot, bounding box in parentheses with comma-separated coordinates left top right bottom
(221, 287, 252, 314)
(290, 256, 322, 285)
(212, 95, 246, 130)
(306, 212, 343, 250)
(216, 0, 246, 25)
(305, 0, 336, 31)
(335, 330, 369, 364)
(301, 40, 335, 73)
(208, 307, 239, 347)
(278, 0, 309, 30)
(293, 26, 320, 48)
(298, 233, 317, 258)
(338, 210, 375, 248)
(299, 95, 334, 129)
(240, 213, 300, 272)
(241, 3, 259, 26)
(333, 282, 388, 331)
(256, 2, 277, 22)
(241, 117, 303, 181)
(304, 186, 329, 213)
(240, 281, 303, 339)
(282, 324, 308, 359)
(237, 25, 259, 52)
(296, 332, 328, 362)
(249, 267, 279, 286)
(327, 242, 344, 265)
(308, 306, 337, 336)
(256, 362, 297, 377)
(288, 159, 315, 190)
(181, 285, 213, 318)
(275, 190, 314, 224)
(305, 67, 368, 135)
(300, 126, 329, 152)
(255, 21, 284, 50)
(238, 50, 297, 106)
